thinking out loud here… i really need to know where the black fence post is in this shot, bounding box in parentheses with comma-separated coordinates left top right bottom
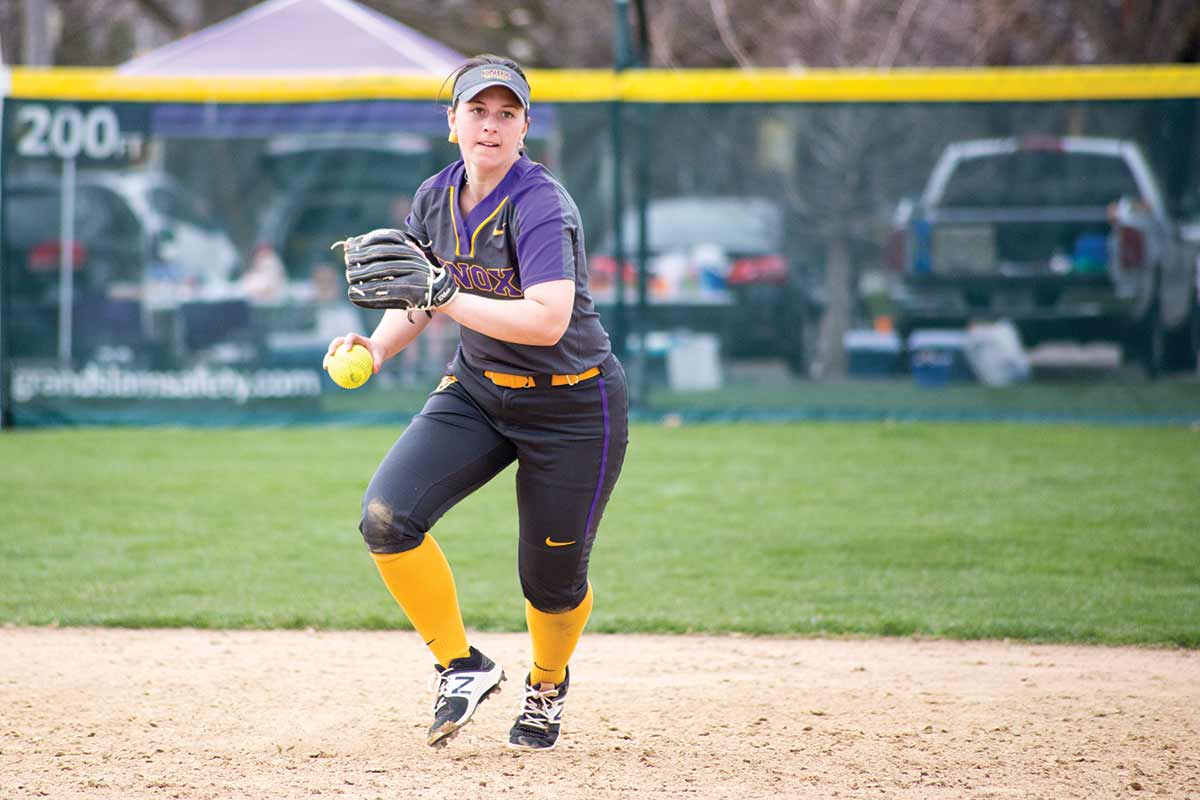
(0, 120, 10, 431)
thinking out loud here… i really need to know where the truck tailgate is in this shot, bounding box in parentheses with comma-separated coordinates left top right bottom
(923, 208, 1112, 278)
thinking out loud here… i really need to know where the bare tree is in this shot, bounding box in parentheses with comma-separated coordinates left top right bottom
(1069, 0, 1200, 63)
(5, 0, 1200, 68)
(669, 0, 974, 377)
(128, 0, 185, 36)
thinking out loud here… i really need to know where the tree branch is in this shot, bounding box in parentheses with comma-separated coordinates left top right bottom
(129, 0, 185, 36)
(709, 0, 754, 67)
(876, 0, 923, 68)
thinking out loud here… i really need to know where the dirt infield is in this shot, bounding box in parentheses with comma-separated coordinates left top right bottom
(2, 628, 1197, 800)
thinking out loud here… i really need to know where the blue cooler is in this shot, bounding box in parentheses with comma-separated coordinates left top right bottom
(844, 330, 901, 378)
(908, 329, 974, 387)
(1072, 233, 1108, 274)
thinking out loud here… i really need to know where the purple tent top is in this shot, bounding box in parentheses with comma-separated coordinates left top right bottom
(118, 0, 465, 76)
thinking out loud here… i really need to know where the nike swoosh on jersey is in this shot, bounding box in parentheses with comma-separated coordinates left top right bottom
(492, 226, 506, 236)
(545, 537, 576, 547)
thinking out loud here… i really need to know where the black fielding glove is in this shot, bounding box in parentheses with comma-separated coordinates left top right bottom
(332, 228, 459, 318)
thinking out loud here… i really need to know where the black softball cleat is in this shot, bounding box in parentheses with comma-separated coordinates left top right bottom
(427, 646, 505, 747)
(507, 668, 569, 751)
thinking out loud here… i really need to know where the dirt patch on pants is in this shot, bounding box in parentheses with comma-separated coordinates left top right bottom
(2, 628, 1197, 799)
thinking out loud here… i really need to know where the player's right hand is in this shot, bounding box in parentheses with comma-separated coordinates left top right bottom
(324, 333, 384, 374)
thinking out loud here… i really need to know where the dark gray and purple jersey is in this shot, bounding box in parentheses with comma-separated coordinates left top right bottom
(407, 155, 611, 376)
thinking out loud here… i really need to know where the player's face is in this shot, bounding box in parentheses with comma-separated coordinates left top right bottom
(449, 86, 529, 173)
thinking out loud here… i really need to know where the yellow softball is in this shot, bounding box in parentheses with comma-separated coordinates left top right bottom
(326, 344, 373, 389)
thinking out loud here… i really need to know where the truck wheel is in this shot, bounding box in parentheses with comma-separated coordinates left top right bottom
(784, 306, 821, 378)
(1138, 304, 1166, 380)
(1191, 301, 1200, 371)
(1164, 299, 1200, 373)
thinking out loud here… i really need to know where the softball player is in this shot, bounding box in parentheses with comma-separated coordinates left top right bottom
(325, 55, 628, 750)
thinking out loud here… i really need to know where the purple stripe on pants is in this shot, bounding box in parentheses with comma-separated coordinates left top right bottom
(583, 377, 610, 537)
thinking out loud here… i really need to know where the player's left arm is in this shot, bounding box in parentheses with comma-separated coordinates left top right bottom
(439, 280, 573, 347)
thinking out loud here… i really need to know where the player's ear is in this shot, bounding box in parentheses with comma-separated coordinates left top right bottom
(447, 107, 458, 143)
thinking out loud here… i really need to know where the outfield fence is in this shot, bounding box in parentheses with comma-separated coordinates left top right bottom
(2, 66, 1198, 426)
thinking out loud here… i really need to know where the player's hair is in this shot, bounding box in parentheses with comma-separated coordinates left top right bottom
(441, 54, 530, 117)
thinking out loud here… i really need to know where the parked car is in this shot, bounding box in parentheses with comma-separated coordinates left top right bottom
(3, 170, 241, 361)
(4, 170, 240, 296)
(248, 133, 435, 289)
(590, 196, 821, 375)
(885, 136, 1198, 374)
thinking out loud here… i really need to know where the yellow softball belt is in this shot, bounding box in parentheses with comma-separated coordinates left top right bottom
(483, 367, 601, 389)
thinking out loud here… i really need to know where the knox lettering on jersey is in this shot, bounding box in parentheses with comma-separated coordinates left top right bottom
(440, 257, 523, 299)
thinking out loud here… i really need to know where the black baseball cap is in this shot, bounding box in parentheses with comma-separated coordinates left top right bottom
(452, 64, 531, 110)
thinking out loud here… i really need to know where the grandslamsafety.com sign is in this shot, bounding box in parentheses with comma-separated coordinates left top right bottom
(11, 365, 322, 404)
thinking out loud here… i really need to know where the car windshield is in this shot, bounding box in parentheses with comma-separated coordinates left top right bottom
(282, 194, 399, 274)
(147, 186, 215, 229)
(939, 152, 1142, 208)
(4, 191, 63, 246)
(264, 148, 432, 193)
(4, 187, 138, 244)
(617, 199, 782, 254)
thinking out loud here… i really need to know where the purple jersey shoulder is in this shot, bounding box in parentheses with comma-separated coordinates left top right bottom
(509, 161, 581, 288)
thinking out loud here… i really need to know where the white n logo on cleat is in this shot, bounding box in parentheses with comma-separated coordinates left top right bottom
(451, 675, 475, 695)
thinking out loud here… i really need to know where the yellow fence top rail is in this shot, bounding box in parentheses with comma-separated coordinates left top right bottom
(6, 65, 1200, 103)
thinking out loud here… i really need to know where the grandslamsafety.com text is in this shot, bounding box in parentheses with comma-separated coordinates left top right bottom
(11, 365, 322, 404)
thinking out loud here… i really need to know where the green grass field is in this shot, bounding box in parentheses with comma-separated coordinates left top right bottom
(2, 422, 1198, 645)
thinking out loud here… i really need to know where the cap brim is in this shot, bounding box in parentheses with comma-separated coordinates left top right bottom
(457, 81, 530, 109)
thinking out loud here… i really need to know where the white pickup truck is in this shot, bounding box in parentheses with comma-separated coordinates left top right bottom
(886, 136, 1199, 375)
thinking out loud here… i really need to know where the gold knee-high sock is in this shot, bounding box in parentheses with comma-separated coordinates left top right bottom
(527, 583, 593, 686)
(371, 534, 470, 668)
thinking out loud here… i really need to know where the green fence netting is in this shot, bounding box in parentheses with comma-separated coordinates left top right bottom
(2, 68, 1198, 426)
